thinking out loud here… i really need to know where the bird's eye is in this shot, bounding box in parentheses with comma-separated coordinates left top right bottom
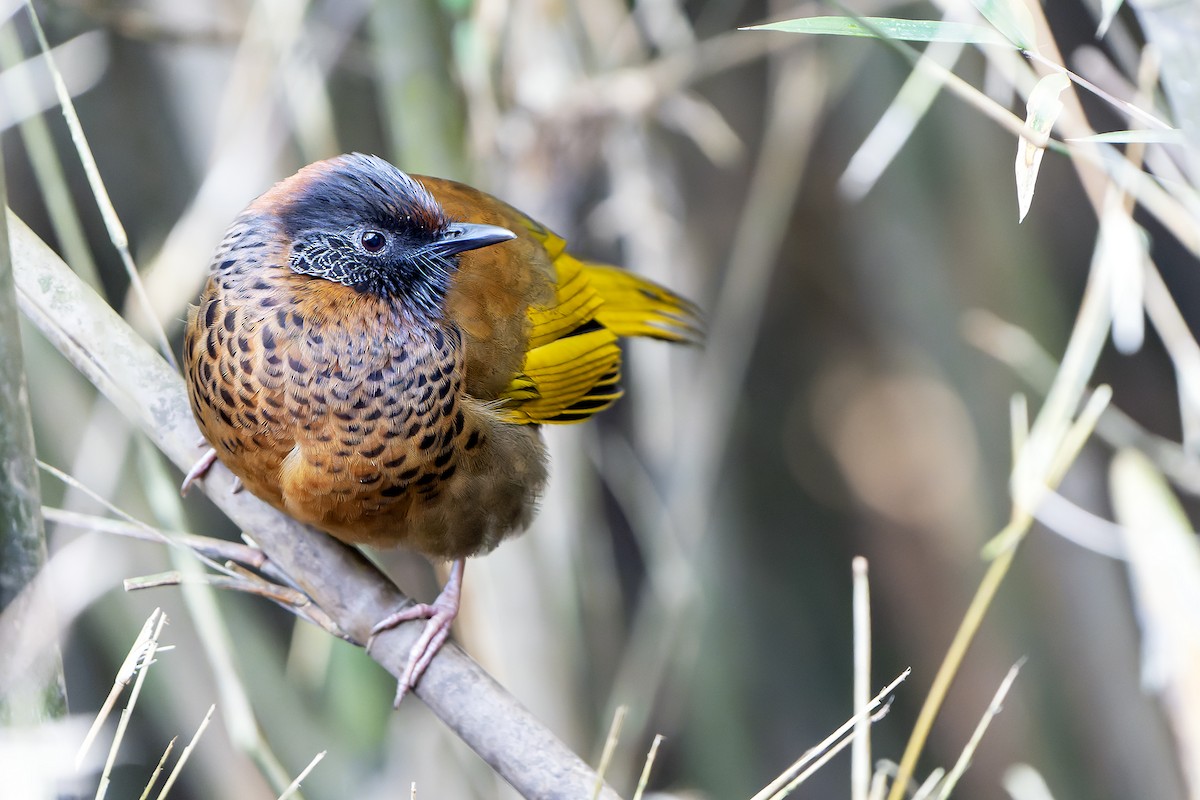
(360, 230, 387, 253)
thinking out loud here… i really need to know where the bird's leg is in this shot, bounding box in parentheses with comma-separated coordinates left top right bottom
(180, 447, 218, 496)
(179, 446, 243, 496)
(370, 557, 465, 705)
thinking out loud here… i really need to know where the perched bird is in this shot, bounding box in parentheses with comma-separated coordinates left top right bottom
(183, 153, 700, 700)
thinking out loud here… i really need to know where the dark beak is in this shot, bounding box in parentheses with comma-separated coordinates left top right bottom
(430, 222, 517, 258)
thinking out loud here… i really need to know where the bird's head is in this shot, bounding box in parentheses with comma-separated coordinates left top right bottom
(271, 153, 515, 319)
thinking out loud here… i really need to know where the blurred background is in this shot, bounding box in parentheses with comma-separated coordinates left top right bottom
(3, 0, 1196, 798)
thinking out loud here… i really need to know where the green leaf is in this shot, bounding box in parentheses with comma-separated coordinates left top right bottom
(971, 0, 1037, 49)
(744, 16, 1014, 45)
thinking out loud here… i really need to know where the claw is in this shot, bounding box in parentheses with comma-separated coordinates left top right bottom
(369, 558, 464, 705)
(180, 448, 219, 496)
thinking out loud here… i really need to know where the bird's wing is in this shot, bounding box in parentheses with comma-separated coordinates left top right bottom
(417, 174, 701, 426)
(497, 251, 624, 424)
(497, 245, 701, 426)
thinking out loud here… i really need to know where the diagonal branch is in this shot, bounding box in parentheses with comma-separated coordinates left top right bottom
(10, 211, 618, 800)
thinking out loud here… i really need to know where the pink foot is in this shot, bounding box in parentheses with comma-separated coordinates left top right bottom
(370, 558, 464, 705)
(180, 447, 218, 496)
(180, 447, 243, 495)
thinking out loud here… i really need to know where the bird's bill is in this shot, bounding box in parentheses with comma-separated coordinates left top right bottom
(430, 222, 517, 258)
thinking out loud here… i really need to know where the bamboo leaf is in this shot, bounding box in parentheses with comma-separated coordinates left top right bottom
(1096, 0, 1125, 38)
(1015, 72, 1071, 222)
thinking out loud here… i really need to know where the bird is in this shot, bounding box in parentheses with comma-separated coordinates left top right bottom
(182, 153, 701, 702)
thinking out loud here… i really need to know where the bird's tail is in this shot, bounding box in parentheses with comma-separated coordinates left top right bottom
(581, 261, 704, 345)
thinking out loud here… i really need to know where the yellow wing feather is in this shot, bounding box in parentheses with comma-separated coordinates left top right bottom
(526, 255, 606, 350)
(584, 262, 704, 344)
(498, 217, 701, 425)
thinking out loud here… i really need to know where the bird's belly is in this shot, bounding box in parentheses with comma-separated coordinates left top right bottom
(278, 413, 460, 539)
(276, 398, 547, 560)
(273, 348, 475, 540)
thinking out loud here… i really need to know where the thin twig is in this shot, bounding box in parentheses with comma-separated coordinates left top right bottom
(41, 461, 343, 635)
(37, 462, 239, 579)
(43, 506, 269, 572)
(851, 558, 872, 800)
(276, 751, 326, 800)
(75, 609, 159, 770)
(933, 659, 1024, 799)
(137, 737, 177, 800)
(631, 735, 664, 800)
(96, 609, 169, 800)
(154, 705, 215, 800)
(123, 568, 347, 639)
(768, 701, 897, 799)
(911, 768, 946, 800)
(751, 669, 910, 800)
(593, 706, 627, 800)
